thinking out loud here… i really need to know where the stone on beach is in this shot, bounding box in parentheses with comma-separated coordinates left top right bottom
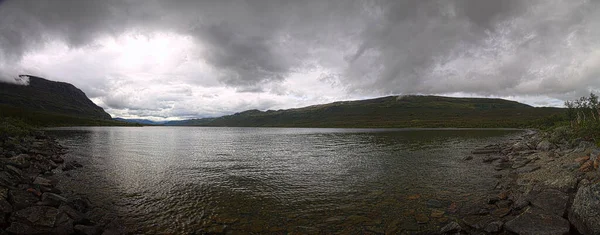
(505, 207, 570, 235)
(569, 182, 600, 235)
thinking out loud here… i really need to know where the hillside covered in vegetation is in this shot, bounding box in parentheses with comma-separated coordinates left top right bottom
(0, 76, 133, 127)
(167, 95, 565, 128)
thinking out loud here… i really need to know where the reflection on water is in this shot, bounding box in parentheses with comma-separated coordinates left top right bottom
(48, 127, 523, 234)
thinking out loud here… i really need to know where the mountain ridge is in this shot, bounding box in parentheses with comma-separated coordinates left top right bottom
(166, 95, 563, 128)
(0, 75, 111, 120)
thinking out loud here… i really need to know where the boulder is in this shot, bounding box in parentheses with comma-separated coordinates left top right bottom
(569, 182, 600, 235)
(505, 207, 570, 235)
(530, 189, 569, 217)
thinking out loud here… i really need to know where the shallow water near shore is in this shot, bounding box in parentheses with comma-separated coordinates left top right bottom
(47, 127, 524, 234)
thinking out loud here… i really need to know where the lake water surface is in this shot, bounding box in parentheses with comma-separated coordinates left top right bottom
(48, 127, 524, 234)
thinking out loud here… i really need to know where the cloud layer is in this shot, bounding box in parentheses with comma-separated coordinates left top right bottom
(1, 0, 599, 119)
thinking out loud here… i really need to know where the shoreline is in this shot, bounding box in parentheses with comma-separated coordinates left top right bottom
(4, 127, 599, 234)
(0, 131, 122, 234)
(448, 129, 600, 234)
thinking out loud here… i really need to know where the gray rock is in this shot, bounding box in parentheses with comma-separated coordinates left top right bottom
(0, 172, 17, 187)
(6, 222, 51, 234)
(0, 199, 12, 213)
(5, 165, 23, 178)
(3, 154, 31, 169)
(484, 221, 503, 233)
(569, 182, 600, 235)
(439, 221, 461, 234)
(574, 141, 594, 153)
(562, 162, 580, 171)
(74, 225, 102, 235)
(530, 189, 569, 217)
(512, 142, 531, 152)
(11, 206, 59, 228)
(53, 212, 75, 235)
(505, 207, 570, 235)
(58, 204, 87, 224)
(426, 199, 444, 208)
(32, 176, 53, 187)
(512, 158, 532, 169)
(50, 155, 64, 164)
(462, 215, 495, 230)
(462, 155, 473, 161)
(515, 165, 541, 174)
(8, 189, 39, 210)
(0, 187, 8, 199)
(537, 140, 557, 151)
(544, 174, 578, 193)
(40, 193, 68, 207)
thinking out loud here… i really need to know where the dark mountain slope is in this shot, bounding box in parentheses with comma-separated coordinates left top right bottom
(168, 95, 564, 128)
(0, 75, 111, 120)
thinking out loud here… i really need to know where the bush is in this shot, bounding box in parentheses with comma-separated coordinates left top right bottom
(0, 117, 34, 141)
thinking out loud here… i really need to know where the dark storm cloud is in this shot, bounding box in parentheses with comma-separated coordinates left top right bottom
(1, 0, 599, 117)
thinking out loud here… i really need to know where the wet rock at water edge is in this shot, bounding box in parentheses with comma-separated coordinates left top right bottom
(62, 161, 83, 172)
(505, 207, 570, 235)
(58, 204, 87, 225)
(40, 192, 68, 207)
(569, 182, 600, 235)
(10, 206, 60, 228)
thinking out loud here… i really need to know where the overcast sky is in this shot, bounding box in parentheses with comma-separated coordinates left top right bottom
(1, 0, 599, 120)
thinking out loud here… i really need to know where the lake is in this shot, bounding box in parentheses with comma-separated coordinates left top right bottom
(47, 127, 524, 234)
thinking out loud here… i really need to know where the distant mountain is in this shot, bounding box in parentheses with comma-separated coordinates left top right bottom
(0, 75, 133, 126)
(0, 75, 111, 119)
(168, 95, 565, 128)
(113, 118, 166, 125)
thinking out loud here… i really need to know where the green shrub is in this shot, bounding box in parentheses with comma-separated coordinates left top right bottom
(0, 117, 34, 141)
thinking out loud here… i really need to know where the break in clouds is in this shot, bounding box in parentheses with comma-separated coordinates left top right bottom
(1, 0, 600, 120)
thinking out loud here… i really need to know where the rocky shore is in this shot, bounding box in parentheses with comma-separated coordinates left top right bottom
(444, 128, 600, 234)
(0, 132, 123, 235)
